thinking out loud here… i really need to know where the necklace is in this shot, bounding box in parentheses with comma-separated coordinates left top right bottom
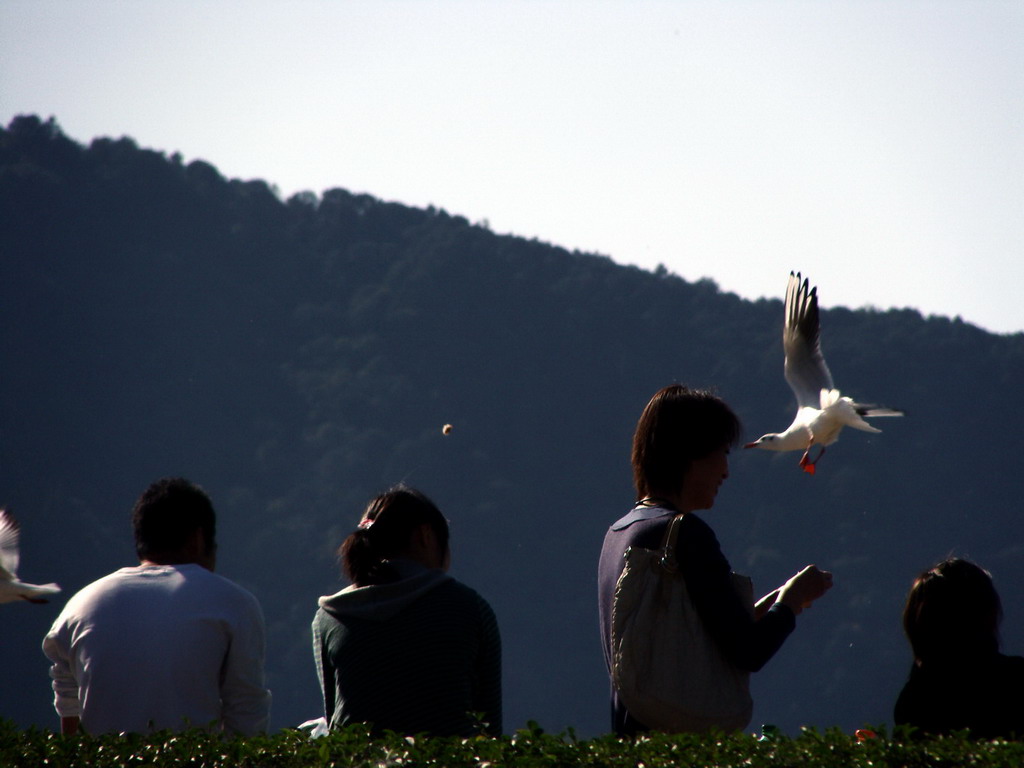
(637, 496, 679, 512)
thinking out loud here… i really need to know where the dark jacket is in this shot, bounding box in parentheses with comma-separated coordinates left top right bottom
(313, 560, 502, 736)
(895, 653, 1024, 739)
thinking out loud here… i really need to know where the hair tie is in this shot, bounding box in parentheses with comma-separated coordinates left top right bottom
(358, 517, 374, 530)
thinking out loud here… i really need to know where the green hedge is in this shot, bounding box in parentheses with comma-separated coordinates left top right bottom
(3, 720, 1024, 767)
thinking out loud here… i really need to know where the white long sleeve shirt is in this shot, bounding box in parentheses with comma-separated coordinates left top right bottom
(42, 563, 271, 735)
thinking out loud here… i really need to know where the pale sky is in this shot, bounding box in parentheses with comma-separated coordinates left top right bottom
(4, 1, 1022, 333)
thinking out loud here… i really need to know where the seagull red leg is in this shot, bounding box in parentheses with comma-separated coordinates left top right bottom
(801, 445, 826, 475)
(799, 442, 822, 475)
(799, 449, 813, 473)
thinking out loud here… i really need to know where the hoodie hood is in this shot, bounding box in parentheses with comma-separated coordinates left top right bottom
(317, 559, 452, 622)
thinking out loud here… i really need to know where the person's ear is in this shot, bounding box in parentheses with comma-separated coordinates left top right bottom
(188, 528, 216, 571)
(412, 523, 446, 570)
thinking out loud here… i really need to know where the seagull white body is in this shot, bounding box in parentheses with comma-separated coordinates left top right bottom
(0, 508, 61, 604)
(745, 272, 903, 473)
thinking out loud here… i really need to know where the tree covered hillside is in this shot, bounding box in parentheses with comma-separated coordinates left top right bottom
(2, 115, 1023, 736)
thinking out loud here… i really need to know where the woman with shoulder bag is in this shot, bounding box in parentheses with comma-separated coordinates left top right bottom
(597, 385, 833, 736)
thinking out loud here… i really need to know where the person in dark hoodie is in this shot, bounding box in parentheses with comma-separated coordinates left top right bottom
(312, 485, 502, 737)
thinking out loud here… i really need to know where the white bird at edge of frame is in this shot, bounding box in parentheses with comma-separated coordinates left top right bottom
(0, 508, 61, 604)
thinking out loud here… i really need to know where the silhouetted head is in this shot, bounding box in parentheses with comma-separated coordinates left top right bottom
(903, 557, 1002, 665)
(631, 385, 742, 502)
(132, 477, 217, 568)
(340, 485, 450, 587)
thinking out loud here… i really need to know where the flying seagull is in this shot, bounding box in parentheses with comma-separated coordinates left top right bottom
(0, 508, 61, 604)
(744, 271, 903, 474)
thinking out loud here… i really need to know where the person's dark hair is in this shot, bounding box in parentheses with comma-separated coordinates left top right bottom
(132, 477, 217, 561)
(340, 485, 450, 587)
(631, 385, 742, 500)
(903, 557, 1002, 664)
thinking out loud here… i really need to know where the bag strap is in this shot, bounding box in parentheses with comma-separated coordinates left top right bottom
(658, 513, 687, 573)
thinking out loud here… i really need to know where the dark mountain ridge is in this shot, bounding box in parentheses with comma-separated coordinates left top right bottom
(2, 115, 1023, 736)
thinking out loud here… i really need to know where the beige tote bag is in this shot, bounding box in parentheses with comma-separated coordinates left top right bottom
(610, 513, 753, 733)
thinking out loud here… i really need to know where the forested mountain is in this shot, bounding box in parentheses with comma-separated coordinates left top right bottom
(2, 114, 1023, 737)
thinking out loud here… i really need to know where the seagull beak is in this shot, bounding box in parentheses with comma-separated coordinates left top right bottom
(743, 441, 759, 449)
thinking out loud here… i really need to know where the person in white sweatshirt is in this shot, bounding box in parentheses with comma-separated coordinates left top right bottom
(42, 477, 271, 736)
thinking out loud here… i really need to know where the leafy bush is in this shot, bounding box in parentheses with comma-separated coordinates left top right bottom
(3, 720, 1024, 768)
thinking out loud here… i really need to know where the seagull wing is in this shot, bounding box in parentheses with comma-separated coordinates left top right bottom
(0, 509, 21, 579)
(783, 272, 834, 409)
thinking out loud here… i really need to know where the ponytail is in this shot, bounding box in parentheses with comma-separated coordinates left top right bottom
(339, 485, 449, 586)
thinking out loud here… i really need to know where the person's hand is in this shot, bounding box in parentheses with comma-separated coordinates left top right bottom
(777, 565, 833, 615)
